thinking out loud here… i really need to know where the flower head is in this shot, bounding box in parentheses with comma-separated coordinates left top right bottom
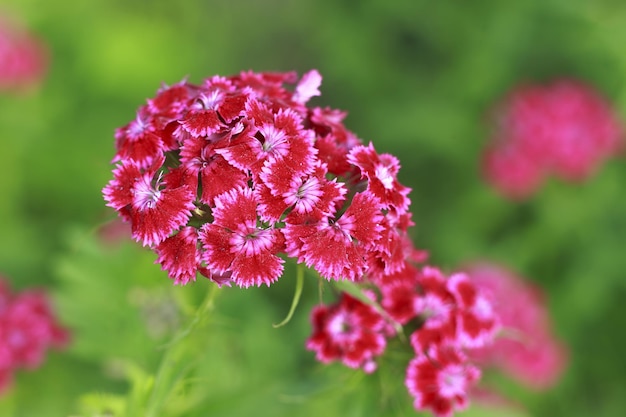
(103, 69, 413, 287)
(406, 346, 480, 417)
(306, 292, 389, 373)
(483, 79, 623, 199)
(463, 262, 568, 389)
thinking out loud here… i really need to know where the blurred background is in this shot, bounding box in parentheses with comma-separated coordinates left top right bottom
(0, 0, 625, 416)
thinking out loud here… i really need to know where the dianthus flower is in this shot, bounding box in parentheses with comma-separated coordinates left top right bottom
(307, 256, 499, 417)
(0, 15, 48, 92)
(406, 346, 480, 417)
(0, 277, 69, 394)
(103, 70, 414, 287)
(306, 291, 390, 373)
(103, 68, 502, 417)
(377, 266, 499, 352)
(463, 262, 568, 389)
(483, 79, 623, 199)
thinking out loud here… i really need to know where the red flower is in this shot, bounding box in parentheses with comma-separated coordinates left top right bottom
(404, 267, 499, 353)
(199, 187, 285, 287)
(310, 107, 362, 177)
(306, 292, 388, 372)
(179, 134, 249, 205)
(283, 191, 384, 281)
(348, 143, 411, 213)
(155, 227, 202, 285)
(113, 111, 167, 169)
(406, 346, 480, 417)
(409, 267, 458, 353)
(379, 261, 423, 324)
(257, 160, 346, 222)
(103, 158, 196, 247)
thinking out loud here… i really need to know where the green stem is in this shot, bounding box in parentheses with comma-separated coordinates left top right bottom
(158, 283, 220, 350)
(273, 263, 304, 328)
(144, 283, 221, 417)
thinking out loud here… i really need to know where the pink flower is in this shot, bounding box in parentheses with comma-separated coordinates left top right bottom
(0, 15, 48, 92)
(0, 277, 69, 395)
(447, 273, 499, 349)
(306, 292, 389, 373)
(256, 160, 346, 223)
(406, 346, 480, 417)
(463, 262, 568, 389)
(293, 69, 322, 104)
(409, 267, 458, 353)
(482, 142, 544, 200)
(380, 266, 500, 353)
(483, 79, 623, 199)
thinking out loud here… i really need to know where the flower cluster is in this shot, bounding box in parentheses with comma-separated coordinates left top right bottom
(103, 70, 412, 288)
(0, 15, 48, 92)
(103, 69, 503, 416)
(0, 277, 69, 394)
(482, 79, 623, 199)
(463, 262, 568, 389)
(307, 261, 501, 417)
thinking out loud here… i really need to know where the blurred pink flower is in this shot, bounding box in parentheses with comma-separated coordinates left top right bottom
(464, 262, 568, 389)
(0, 277, 69, 395)
(483, 79, 623, 199)
(0, 14, 48, 92)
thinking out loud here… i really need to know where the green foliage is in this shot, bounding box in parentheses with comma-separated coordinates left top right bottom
(0, 0, 625, 416)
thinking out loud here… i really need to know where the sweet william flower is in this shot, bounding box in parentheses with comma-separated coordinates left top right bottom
(102, 156, 196, 247)
(463, 262, 568, 389)
(306, 292, 389, 373)
(406, 267, 499, 353)
(447, 273, 499, 349)
(0, 277, 69, 395)
(103, 69, 414, 288)
(348, 142, 411, 214)
(0, 15, 48, 92)
(406, 346, 480, 417)
(483, 79, 623, 199)
(155, 226, 202, 285)
(409, 267, 458, 353)
(283, 191, 384, 281)
(303, 252, 498, 417)
(309, 107, 362, 177)
(199, 187, 285, 288)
